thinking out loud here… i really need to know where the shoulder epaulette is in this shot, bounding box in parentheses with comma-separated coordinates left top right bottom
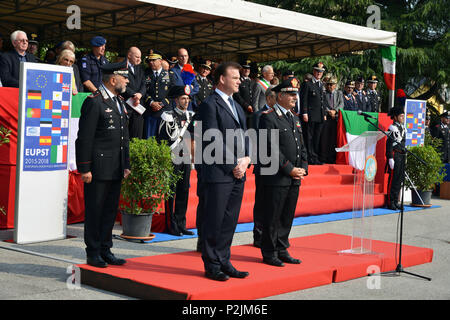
(88, 91, 101, 98)
(262, 108, 274, 115)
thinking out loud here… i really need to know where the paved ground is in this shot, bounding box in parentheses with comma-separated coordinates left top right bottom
(0, 197, 449, 301)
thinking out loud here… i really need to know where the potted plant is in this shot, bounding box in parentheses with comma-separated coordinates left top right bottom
(405, 134, 446, 206)
(119, 137, 180, 239)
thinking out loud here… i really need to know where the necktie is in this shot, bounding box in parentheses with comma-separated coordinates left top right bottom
(113, 97, 122, 114)
(228, 97, 240, 123)
(286, 111, 295, 129)
(154, 71, 159, 78)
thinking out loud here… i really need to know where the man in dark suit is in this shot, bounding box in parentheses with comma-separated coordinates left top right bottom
(169, 48, 199, 111)
(0, 30, 38, 88)
(75, 60, 131, 268)
(258, 77, 308, 267)
(198, 61, 251, 281)
(300, 62, 326, 165)
(120, 46, 146, 139)
(143, 50, 174, 138)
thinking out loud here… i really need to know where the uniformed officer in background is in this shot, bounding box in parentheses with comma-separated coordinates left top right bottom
(234, 60, 255, 128)
(385, 106, 406, 210)
(258, 77, 308, 267)
(79, 36, 109, 93)
(366, 75, 381, 113)
(75, 60, 131, 268)
(157, 85, 196, 236)
(354, 76, 369, 112)
(300, 62, 326, 165)
(431, 110, 450, 163)
(195, 60, 214, 106)
(343, 80, 358, 111)
(143, 49, 174, 138)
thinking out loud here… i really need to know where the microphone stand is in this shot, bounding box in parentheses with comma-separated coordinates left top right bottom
(360, 114, 431, 281)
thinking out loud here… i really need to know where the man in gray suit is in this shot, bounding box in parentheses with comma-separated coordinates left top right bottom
(320, 76, 344, 163)
(251, 65, 274, 112)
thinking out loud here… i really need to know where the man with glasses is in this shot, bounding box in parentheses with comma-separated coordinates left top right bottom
(252, 65, 274, 113)
(0, 30, 38, 88)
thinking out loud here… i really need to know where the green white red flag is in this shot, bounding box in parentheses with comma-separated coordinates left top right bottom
(381, 46, 396, 91)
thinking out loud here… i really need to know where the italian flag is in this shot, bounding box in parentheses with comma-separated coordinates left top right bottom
(381, 46, 396, 91)
(336, 110, 379, 170)
(68, 92, 91, 171)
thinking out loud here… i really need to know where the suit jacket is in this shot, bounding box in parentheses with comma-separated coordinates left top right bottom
(198, 91, 249, 183)
(300, 80, 326, 123)
(259, 104, 308, 186)
(0, 50, 38, 87)
(251, 78, 269, 112)
(75, 85, 130, 181)
(324, 89, 344, 112)
(122, 63, 146, 101)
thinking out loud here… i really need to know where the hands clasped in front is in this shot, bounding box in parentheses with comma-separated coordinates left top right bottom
(233, 156, 251, 179)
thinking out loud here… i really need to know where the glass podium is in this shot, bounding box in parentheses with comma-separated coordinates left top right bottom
(336, 131, 385, 254)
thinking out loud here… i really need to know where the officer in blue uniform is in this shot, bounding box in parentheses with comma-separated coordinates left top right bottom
(343, 80, 358, 111)
(354, 76, 368, 111)
(79, 36, 109, 93)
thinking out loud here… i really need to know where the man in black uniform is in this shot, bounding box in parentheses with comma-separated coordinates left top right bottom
(366, 75, 381, 113)
(258, 78, 308, 267)
(157, 85, 196, 236)
(195, 60, 214, 106)
(234, 60, 255, 128)
(431, 111, 450, 163)
(121, 46, 146, 139)
(143, 50, 174, 138)
(386, 106, 406, 210)
(300, 62, 326, 165)
(75, 60, 131, 268)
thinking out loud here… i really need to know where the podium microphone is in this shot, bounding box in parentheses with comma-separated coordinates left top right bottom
(357, 110, 377, 119)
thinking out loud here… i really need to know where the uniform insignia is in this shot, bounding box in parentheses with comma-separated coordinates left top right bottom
(296, 121, 301, 128)
(262, 109, 274, 115)
(275, 108, 283, 117)
(105, 108, 113, 113)
(107, 125, 116, 130)
(161, 112, 174, 122)
(109, 119, 114, 124)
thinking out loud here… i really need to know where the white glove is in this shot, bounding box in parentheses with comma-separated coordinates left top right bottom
(389, 158, 395, 170)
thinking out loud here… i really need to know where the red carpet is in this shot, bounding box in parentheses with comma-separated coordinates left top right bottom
(78, 233, 433, 300)
(150, 164, 388, 232)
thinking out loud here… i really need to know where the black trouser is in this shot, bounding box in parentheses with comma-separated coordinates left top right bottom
(252, 174, 263, 244)
(165, 163, 191, 233)
(319, 117, 337, 163)
(387, 152, 406, 205)
(201, 180, 244, 273)
(306, 121, 324, 163)
(84, 179, 122, 257)
(195, 167, 205, 246)
(128, 109, 144, 139)
(260, 183, 299, 259)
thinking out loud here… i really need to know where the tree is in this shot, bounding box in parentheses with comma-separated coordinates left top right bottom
(247, 0, 449, 111)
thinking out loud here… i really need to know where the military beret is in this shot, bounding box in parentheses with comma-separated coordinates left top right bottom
(90, 36, 106, 47)
(272, 77, 300, 93)
(313, 62, 325, 72)
(100, 60, 128, 78)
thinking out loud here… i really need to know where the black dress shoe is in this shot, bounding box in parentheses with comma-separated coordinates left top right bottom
(279, 254, 301, 264)
(262, 257, 285, 267)
(180, 228, 195, 236)
(222, 268, 249, 279)
(87, 255, 107, 268)
(387, 202, 399, 210)
(101, 252, 126, 266)
(168, 229, 183, 236)
(205, 270, 229, 281)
